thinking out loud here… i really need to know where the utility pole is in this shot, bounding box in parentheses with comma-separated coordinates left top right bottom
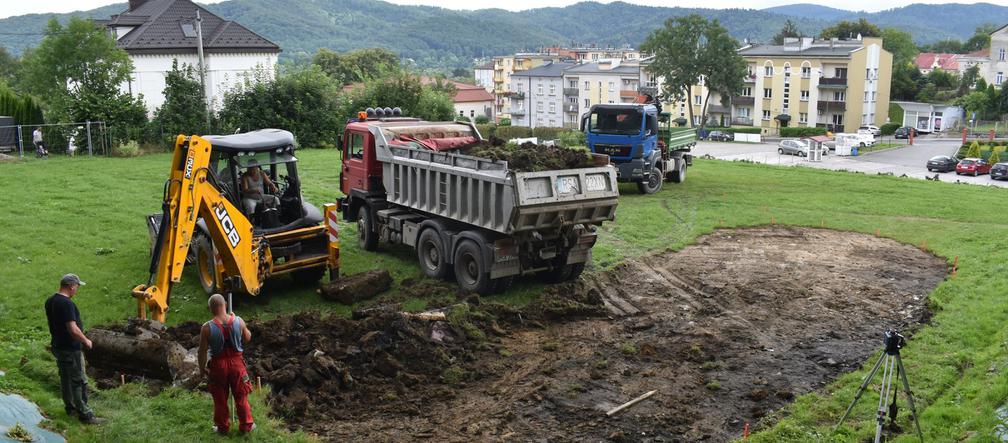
(195, 10, 211, 132)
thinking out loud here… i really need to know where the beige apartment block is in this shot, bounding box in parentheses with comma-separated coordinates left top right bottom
(737, 36, 892, 133)
(562, 61, 642, 127)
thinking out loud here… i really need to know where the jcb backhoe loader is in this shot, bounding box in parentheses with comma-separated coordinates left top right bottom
(130, 129, 340, 322)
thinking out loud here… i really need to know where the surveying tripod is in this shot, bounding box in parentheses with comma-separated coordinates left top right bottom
(836, 329, 924, 443)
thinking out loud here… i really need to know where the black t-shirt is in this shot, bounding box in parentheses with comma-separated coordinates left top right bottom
(45, 293, 82, 351)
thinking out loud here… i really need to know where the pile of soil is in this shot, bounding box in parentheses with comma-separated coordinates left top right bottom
(93, 227, 948, 442)
(461, 140, 598, 173)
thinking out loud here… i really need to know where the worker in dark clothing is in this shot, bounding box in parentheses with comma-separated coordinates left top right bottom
(44, 273, 102, 424)
(198, 294, 255, 434)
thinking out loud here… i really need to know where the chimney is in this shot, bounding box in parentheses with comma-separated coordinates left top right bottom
(128, 0, 149, 11)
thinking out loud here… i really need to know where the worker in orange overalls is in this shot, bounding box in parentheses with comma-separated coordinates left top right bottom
(198, 294, 255, 434)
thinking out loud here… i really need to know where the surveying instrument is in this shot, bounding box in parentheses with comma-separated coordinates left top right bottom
(836, 329, 924, 442)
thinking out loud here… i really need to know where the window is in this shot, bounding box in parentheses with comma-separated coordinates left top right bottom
(1001, 48, 1006, 62)
(584, 81, 589, 91)
(549, 83, 555, 94)
(550, 119, 556, 127)
(584, 98, 589, 108)
(694, 95, 702, 105)
(801, 66, 811, 78)
(762, 110, 771, 120)
(800, 90, 809, 101)
(866, 69, 871, 80)
(998, 72, 1004, 86)
(871, 91, 876, 101)
(738, 107, 750, 117)
(763, 88, 772, 99)
(764, 65, 773, 76)
(799, 112, 808, 124)
(537, 102, 543, 113)
(862, 114, 868, 125)
(349, 133, 364, 159)
(568, 97, 576, 104)
(608, 81, 614, 92)
(741, 87, 752, 96)
(459, 110, 464, 117)
(569, 80, 577, 88)
(180, 23, 197, 38)
(549, 102, 555, 113)
(537, 83, 543, 95)
(864, 91, 869, 101)
(832, 114, 844, 126)
(834, 91, 846, 101)
(470, 110, 475, 117)
(693, 115, 701, 125)
(835, 68, 847, 78)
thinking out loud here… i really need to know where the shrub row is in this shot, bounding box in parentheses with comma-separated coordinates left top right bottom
(780, 126, 828, 137)
(725, 126, 762, 134)
(880, 123, 900, 136)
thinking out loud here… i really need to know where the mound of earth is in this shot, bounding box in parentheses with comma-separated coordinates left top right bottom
(92, 227, 948, 442)
(462, 140, 598, 172)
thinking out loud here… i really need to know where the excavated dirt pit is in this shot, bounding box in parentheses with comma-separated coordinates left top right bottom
(105, 227, 948, 441)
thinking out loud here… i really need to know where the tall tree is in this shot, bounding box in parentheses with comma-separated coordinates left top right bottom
(153, 60, 207, 139)
(964, 24, 997, 52)
(881, 28, 919, 66)
(641, 14, 746, 130)
(313, 48, 400, 85)
(20, 18, 145, 131)
(959, 65, 981, 95)
(820, 18, 882, 39)
(890, 63, 921, 101)
(772, 20, 801, 45)
(920, 39, 964, 54)
(0, 46, 21, 89)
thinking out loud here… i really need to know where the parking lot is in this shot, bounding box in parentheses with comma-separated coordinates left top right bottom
(694, 136, 1008, 188)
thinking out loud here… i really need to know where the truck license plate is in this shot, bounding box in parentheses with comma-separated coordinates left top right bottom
(585, 174, 607, 191)
(556, 177, 579, 194)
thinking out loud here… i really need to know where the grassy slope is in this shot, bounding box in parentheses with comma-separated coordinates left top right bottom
(0, 151, 1006, 441)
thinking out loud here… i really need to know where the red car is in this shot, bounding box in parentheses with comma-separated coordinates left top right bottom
(956, 157, 992, 176)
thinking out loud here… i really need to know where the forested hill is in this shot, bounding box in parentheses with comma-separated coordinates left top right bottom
(1, 1, 1007, 69)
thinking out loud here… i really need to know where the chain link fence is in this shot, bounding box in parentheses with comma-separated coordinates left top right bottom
(0, 121, 113, 158)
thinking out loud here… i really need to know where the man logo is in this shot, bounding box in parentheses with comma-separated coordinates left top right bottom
(214, 205, 241, 248)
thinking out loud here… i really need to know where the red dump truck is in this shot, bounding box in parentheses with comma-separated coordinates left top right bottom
(337, 110, 619, 294)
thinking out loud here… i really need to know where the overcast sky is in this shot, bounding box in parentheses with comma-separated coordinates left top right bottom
(0, 0, 1000, 19)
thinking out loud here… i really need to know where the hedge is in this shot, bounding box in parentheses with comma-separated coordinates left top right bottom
(880, 123, 900, 136)
(780, 127, 827, 137)
(532, 127, 565, 140)
(726, 127, 761, 134)
(475, 123, 495, 138)
(494, 125, 533, 139)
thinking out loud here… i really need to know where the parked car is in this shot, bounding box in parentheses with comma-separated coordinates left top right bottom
(707, 130, 734, 142)
(991, 162, 1008, 180)
(855, 130, 876, 146)
(926, 155, 957, 172)
(778, 139, 810, 156)
(858, 125, 881, 137)
(894, 127, 918, 139)
(956, 157, 991, 176)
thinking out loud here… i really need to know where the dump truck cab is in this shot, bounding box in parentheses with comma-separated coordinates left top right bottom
(582, 103, 696, 194)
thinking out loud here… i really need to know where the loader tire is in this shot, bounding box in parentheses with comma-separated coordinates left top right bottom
(195, 234, 218, 295)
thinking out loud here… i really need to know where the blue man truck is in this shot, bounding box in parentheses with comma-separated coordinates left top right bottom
(581, 103, 697, 193)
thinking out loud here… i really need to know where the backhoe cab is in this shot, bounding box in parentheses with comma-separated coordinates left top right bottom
(134, 130, 338, 322)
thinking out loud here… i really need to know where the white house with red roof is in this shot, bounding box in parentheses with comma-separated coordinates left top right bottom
(914, 53, 960, 75)
(101, 0, 280, 114)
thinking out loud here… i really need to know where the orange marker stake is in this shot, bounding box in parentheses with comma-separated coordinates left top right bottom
(743, 422, 750, 438)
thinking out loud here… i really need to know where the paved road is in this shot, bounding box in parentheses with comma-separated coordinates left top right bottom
(694, 137, 1008, 188)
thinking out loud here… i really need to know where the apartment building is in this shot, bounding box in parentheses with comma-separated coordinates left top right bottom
(736, 36, 893, 133)
(474, 61, 494, 92)
(957, 25, 1008, 87)
(492, 53, 558, 122)
(639, 58, 731, 127)
(509, 62, 574, 128)
(562, 61, 641, 128)
(543, 44, 641, 63)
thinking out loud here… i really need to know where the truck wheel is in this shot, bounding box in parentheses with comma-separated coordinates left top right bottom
(636, 166, 663, 194)
(357, 205, 377, 251)
(490, 276, 514, 294)
(454, 239, 493, 294)
(417, 228, 451, 279)
(669, 160, 686, 184)
(194, 234, 217, 295)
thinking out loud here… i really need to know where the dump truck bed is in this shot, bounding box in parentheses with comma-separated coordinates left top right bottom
(662, 127, 698, 150)
(372, 130, 619, 235)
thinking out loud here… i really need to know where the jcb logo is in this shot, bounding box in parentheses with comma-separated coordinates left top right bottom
(184, 156, 195, 179)
(214, 205, 241, 248)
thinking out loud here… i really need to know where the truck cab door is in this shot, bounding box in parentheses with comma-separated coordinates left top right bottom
(342, 131, 367, 194)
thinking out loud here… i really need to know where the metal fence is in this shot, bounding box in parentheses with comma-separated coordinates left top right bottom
(0, 121, 112, 158)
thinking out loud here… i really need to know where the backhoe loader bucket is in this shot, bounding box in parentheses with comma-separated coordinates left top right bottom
(85, 319, 198, 384)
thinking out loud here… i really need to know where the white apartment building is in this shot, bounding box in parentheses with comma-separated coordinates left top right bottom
(562, 61, 641, 128)
(508, 62, 574, 128)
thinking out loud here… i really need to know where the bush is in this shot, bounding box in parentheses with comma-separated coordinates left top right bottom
(475, 123, 495, 138)
(989, 150, 1001, 164)
(780, 126, 827, 137)
(532, 126, 564, 140)
(495, 125, 532, 140)
(474, 115, 490, 124)
(726, 127, 761, 134)
(880, 123, 900, 136)
(966, 141, 982, 158)
(499, 118, 511, 126)
(557, 130, 586, 147)
(111, 140, 140, 157)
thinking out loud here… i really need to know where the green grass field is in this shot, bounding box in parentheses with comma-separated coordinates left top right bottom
(1, 151, 1007, 442)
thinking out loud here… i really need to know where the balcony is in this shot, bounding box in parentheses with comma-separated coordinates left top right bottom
(509, 108, 526, 117)
(817, 101, 846, 112)
(620, 90, 639, 98)
(563, 87, 579, 96)
(743, 74, 757, 83)
(564, 104, 579, 113)
(506, 91, 525, 100)
(818, 77, 848, 88)
(733, 96, 755, 106)
(732, 117, 754, 126)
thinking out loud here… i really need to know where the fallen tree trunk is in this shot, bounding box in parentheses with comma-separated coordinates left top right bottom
(85, 328, 190, 381)
(319, 269, 392, 304)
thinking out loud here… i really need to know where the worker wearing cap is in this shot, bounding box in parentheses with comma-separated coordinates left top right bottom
(44, 274, 102, 424)
(198, 294, 255, 434)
